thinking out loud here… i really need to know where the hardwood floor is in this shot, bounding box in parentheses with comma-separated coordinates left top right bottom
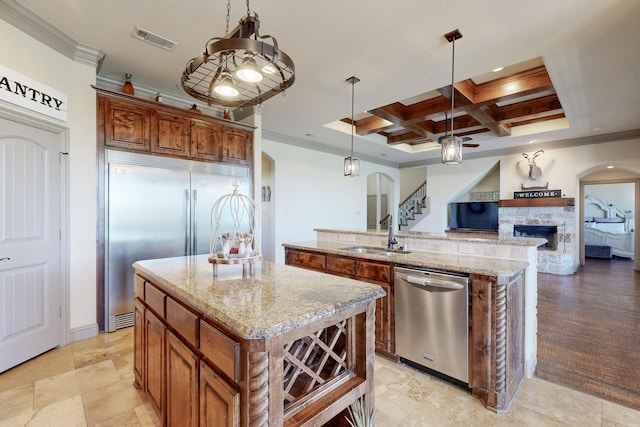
(536, 257, 640, 410)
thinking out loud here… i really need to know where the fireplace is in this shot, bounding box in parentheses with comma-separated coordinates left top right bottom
(498, 198, 577, 275)
(513, 225, 558, 250)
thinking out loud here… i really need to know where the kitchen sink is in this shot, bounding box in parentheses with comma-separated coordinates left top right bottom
(340, 246, 411, 256)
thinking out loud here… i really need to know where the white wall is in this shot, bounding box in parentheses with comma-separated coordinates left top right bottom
(1, 20, 98, 336)
(399, 167, 427, 200)
(416, 138, 640, 234)
(262, 138, 399, 264)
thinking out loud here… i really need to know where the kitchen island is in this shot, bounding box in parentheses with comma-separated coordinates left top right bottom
(132, 255, 385, 426)
(284, 231, 538, 413)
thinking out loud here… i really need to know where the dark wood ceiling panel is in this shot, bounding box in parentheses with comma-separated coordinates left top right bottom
(340, 63, 564, 150)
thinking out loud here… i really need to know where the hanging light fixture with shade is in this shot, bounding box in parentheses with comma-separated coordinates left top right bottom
(439, 29, 463, 165)
(181, 0, 295, 108)
(344, 76, 361, 177)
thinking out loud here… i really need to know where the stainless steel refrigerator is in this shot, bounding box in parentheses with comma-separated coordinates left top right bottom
(105, 150, 251, 331)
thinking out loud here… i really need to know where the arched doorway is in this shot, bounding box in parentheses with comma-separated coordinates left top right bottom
(579, 168, 639, 271)
(366, 173, 394, 231)
(261, 153, 275, 262)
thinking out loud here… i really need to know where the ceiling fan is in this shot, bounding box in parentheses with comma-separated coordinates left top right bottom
(441, 110, 480, 148)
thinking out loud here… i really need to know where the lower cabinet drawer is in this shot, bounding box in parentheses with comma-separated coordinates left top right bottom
(286, 250, 326, 271)
(200, 320, 241, 383)
(166, 297, 198, 348)
(145, 282, 166, 318)
(356, 260, 391, 282)
(134, 275, 145, 299)
(327, 255, 355, 276)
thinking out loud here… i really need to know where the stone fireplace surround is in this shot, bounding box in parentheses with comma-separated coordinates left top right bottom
(499, 198, 578, 275)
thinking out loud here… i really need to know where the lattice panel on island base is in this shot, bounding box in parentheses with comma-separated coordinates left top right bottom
(282, 320, 349, 408)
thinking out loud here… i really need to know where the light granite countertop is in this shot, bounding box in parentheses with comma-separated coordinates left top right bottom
(133, 255, 385, 340)
(315, 228, 546, 247)
(284, 240, 529, 277)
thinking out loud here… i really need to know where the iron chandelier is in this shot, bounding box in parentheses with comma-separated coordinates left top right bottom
(181, 0, 295, 108)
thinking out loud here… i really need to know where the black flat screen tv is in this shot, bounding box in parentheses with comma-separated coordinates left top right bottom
(449, 201, 499, 231)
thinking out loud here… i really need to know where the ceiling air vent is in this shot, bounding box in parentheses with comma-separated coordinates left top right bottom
(133, 26, 178, 51)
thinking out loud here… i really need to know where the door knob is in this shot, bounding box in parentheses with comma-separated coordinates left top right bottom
(0, 257, 10, 262)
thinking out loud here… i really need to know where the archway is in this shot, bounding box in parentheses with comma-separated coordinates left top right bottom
(366, 173, 394, 231)
(579, 166, 639, 271)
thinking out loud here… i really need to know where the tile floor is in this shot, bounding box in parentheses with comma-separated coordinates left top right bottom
(0, 328, 638, 426)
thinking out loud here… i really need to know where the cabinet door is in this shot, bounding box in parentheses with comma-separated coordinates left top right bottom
(200, 362, 240, 427)
(326, 255, 355, 277)
(285, 249, 326, 272)
(191, 119, 223, 162)
(104, 98, 150, 151)
(355, 261, 393, 356)
(359, 277, 392, 355)
(145, 309, 166, 420)
(152, 111, 190, 157)
(133, 299, 145, 389)
(167, 331, 199, 427)
(222, 128, 251, 165)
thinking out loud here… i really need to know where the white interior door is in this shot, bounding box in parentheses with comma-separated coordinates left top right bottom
(0, 117, 64, 373)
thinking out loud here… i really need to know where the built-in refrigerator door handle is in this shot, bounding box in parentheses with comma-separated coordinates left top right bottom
(193, 189, 198, 255)
(185, 189, 190, 256)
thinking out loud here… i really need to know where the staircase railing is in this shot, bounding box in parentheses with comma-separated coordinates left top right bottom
(379, 180, 428, 229)
(397, 181, 427, 229)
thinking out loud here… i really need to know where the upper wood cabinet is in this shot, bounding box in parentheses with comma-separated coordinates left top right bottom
(190, 119, 223, 162)
(96, 87, 254, 167)
(151, 111, 191, 157)
(104, 98, 150, 151)
(222, 127, 250, 164)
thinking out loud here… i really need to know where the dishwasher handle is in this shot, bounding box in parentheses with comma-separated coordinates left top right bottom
(406, 275, 464, 290)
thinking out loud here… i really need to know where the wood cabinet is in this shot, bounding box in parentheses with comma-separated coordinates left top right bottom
(151, 111, 191, 157)
(103, 97, 150, 151)
(133, 262, 377, 426)
(133, 298, 145, 389)
(145, 308, 166, 418)
(134, 275, 242, 426)
(285, 248, 395, 358)
(222, 127, 250, 164)
(166, 331, 199, 427)
(469, 272, 525, 413)
(283, 245, 526, 413)
(96, 87, 253, 166)
(191, 119, 223, 162)
(200, 362, 240, 427)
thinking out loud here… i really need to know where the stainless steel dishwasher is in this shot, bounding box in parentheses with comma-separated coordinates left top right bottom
(394, 265, 469, 384)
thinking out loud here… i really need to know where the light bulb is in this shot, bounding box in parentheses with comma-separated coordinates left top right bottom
(214, 70, 239, 97)
(236, 52, 263, 83)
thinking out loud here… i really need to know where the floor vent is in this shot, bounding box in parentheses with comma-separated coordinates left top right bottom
(133, 26, 178, 51)
(114, 312, 134, 330)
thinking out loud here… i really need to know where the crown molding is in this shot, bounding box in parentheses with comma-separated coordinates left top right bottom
(0, 0, 104, 68)
(399, 129, 640, 169)
(262, 130, 400, 169)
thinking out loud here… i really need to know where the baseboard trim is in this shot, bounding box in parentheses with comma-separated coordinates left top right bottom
(70, 323, 99, 342)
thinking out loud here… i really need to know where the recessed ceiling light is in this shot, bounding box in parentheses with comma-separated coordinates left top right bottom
(591, 126, 602, 131)
(528, 139, 534, 144)
(492, 67, 504, 72)
(607, 165, 614, 169)
(305, 133, 316, 137)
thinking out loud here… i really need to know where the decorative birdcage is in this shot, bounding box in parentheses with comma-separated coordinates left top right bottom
(209, 184, 261, 276)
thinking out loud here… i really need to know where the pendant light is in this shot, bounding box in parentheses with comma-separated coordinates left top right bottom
(181, 0, 295, 108)
(344, 76, 361, 177)
(439, 29, 463, 165)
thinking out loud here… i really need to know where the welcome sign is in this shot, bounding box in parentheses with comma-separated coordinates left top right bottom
(0, 65, 67, 121)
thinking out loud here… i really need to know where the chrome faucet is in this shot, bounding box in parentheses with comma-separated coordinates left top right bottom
(387, 215, 398, 249)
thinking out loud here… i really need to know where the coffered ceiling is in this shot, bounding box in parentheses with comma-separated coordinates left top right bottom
(4, 0, 640, 167)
